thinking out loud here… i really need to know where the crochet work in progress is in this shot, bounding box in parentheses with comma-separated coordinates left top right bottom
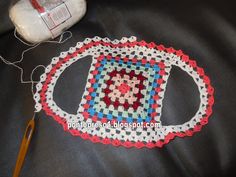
(34, 36, 214, 148)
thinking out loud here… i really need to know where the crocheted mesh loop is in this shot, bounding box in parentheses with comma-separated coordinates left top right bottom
(34, 36, 214, 148)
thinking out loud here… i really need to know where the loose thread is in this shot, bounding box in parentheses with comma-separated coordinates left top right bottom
(0, 28, 73, 112)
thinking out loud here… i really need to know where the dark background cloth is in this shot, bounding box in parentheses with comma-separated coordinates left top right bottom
(0, 1, 13, 34)
(0, 0, 236, 177)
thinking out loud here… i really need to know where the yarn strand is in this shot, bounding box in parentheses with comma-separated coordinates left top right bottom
(0, 29, 72, 86)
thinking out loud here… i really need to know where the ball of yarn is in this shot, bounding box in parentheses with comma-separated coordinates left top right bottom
(9, 0, 86, 43)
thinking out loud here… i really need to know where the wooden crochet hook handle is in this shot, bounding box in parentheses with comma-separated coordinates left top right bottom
(13, 117, 35, 177)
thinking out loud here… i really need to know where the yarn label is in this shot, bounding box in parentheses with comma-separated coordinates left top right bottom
(30, 0, 72, 37)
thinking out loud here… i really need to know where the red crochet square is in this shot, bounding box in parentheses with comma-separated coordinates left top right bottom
(103, 69, 147, 110)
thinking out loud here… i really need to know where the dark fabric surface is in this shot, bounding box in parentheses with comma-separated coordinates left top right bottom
(0, 0, 236, 177)
(0, 1, 14, 34)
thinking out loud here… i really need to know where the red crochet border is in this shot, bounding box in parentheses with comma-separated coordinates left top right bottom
(39, 39, 215, 148)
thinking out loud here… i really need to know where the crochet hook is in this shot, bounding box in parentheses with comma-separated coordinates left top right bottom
(13, 116, 35, 177)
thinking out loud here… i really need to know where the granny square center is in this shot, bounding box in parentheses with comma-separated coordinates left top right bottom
(103, 69, 146, 110)
(79, 55, 166, 123)
(118, 83, 131, 94)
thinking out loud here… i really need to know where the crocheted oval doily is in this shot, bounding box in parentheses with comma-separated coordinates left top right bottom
(34, 36, 214, 148)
